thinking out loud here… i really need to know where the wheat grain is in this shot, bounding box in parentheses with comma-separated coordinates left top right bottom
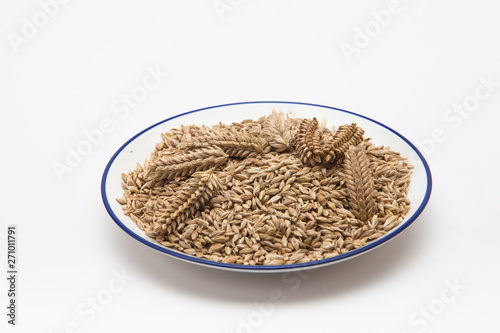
(117, 111, 412, 265)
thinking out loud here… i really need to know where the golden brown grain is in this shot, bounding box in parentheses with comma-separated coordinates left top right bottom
(117, 111, 412, 265)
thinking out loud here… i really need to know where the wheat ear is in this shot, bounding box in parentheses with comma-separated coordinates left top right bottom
(179, 131, 271, 158)
(343, 145, 377, 222)
(262, 109, 294, 152)
(148, 147, 228, 180)
(294, 118, 324, 166)
(152, 169, 221, 235)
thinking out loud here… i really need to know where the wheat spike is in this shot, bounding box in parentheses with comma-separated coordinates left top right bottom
(148, 147, 228, 180)
(294, 118, 341, 166)
(343, 145, 378, 222)
(330, 123, 364, 153)
(152, 169, 221, 235)
(262, 109, 294, 152)
(179, 131, 271, 158)
(318, 123, 365, 164)
(294, 118, 321, 166)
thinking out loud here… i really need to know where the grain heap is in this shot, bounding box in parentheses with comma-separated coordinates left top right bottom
(117, 110, 412, 265)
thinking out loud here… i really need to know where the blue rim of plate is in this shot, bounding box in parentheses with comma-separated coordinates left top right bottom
(101, 101, 432, 271)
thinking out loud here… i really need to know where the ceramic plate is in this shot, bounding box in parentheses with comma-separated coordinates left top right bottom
(101, 101, 432, 272)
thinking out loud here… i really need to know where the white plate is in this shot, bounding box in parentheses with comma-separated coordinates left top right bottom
(101, 101, 432, 273)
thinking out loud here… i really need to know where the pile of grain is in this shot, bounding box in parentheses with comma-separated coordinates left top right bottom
(117, 110, 412, 265)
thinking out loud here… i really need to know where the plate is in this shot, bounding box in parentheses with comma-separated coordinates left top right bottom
(101, 101, 432, 272)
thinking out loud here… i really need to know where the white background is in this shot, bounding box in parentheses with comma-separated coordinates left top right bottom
(1, 1, 499, 332)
